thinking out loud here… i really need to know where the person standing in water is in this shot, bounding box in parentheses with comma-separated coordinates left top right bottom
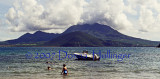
(61, 64, 68, 75)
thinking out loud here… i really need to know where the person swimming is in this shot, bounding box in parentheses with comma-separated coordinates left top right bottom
(48, 66, 52, 70)
(46, 62, 54, 64)
(61, 64, 68, 75)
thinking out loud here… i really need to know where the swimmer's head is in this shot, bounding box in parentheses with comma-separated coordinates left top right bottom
(48, 66, 51, 70)
(63, 64, 66, 67)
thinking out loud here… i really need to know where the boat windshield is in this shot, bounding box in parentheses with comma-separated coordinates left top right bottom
(82, 50, 88, 54)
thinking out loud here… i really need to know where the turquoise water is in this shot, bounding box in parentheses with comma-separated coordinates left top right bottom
(0, 47, 160, 79)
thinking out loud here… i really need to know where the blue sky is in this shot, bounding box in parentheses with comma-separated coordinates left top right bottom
(0, 0, 160, 41)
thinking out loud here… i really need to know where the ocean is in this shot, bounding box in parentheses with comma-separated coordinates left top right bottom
(0, 47, 160, 79)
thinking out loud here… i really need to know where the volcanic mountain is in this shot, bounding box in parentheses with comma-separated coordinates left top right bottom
(4, 23, 159, 47)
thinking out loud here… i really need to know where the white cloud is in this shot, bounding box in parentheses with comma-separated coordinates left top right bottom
(139, 6, 155, 32)
(81, 0, 133, 30)
(4, 0, 160, 36)
(127, 0, 160, 32)
(124, 5, 137, 15)
(5, 0, 86, 32)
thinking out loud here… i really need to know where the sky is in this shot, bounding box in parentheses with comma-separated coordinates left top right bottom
(0, 0, 160, 41)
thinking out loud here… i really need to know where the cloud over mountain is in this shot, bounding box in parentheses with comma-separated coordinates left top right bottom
(5, 0, 160, 33)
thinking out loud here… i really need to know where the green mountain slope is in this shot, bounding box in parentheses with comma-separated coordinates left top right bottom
(63, 23, 158, 46)
(45, 31, 106, 47)
(45, 31, 135, 47)
(6, 31, 59, 44)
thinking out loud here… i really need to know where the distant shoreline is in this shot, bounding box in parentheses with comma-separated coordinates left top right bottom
(0, 45, 156, 47)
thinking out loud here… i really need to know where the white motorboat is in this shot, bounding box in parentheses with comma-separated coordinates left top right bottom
(74, 51, 100, 61)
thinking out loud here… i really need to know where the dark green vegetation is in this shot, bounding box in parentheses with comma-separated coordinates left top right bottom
(45, 31, 137, 47)
(1, 23, 159, 47)
(63, 23, 158, 47)
(0, 42, 8, 45)
(6, 31, 59, 44)
(45, 31, 106, 47)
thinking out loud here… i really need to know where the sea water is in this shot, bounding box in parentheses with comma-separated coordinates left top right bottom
(0, 47, 160, 79)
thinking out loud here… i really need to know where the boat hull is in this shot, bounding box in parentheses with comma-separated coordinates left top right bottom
(74, 53, 100, 61)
